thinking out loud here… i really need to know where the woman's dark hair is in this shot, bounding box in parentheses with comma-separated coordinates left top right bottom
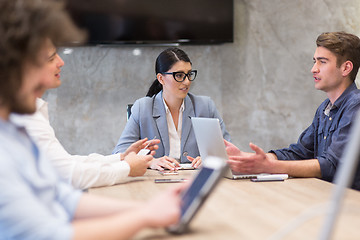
(146, 47, 192, 97)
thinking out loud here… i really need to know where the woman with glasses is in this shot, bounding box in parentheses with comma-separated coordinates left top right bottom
(113, 48, 230, 171)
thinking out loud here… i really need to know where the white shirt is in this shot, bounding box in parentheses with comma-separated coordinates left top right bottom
(10, 98, 130, 189)
(163, 99, 184, 160)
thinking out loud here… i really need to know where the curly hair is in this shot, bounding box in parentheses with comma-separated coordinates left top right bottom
(316, 32, 360, 82)
(0, 0, 85, 106)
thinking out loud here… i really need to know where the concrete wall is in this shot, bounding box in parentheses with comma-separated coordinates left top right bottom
(44, 0, 360, 155)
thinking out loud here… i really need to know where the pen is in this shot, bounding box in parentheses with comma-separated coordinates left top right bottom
(137, 136, 157, 156)
(143, 136, 156, 150)
(154, 178, 188, 183)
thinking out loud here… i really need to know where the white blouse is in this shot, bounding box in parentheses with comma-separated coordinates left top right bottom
(162, 98, 185, 161)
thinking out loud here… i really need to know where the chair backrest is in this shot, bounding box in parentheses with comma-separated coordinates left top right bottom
(127, 104, 133, 121)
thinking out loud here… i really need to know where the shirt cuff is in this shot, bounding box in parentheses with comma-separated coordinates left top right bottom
(102, 153, 121, 162)
(111, 160, 131, 183)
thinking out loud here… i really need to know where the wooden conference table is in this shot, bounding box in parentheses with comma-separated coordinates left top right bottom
(89, 170, 360, 240)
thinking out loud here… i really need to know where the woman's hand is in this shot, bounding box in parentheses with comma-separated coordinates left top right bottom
(187, 156, 202, 168)
(149, 156, 180, 171)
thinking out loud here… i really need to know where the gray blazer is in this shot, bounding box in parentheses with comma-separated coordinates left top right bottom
(113, 91, 231, 163)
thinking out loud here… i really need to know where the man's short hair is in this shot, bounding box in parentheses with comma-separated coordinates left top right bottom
(0, 0, 85, 106)
(316, 32, 360, 82)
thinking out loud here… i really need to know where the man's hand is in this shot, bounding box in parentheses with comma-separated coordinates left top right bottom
(124, 152, 153, 177)
(122, 138, 161, 159)
(227, 142, 276, 174)
(224, 139, 241, 156)
(226, 142, 320, 177)
(141, 183, 189, 228)
(224, 139, 255, 158)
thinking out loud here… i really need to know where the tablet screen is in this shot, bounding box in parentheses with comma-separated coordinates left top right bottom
(181, 167, 213, 216)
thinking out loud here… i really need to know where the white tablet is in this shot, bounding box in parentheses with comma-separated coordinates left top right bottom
(166, 156, 226, 234)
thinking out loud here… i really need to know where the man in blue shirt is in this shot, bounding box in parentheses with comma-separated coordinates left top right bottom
(225, 32, 360, 190)
(0, 0, 184, 239)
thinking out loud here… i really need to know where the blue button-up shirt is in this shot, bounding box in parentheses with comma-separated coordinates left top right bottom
(0, 119, 82, 240)
(271, 83, 360, 190)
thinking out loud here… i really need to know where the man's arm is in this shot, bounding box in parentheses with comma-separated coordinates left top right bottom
(73, 194, 141, 219)
(72, 185, 184, 240)
(225, 140, 322, 178)
(266, 152, 321, 178)
(12, 103, 161, 189)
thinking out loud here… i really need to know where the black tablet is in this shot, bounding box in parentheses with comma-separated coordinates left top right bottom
(166, 156, 227, 234)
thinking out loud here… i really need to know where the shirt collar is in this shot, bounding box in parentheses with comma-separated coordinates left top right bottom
(324, 102, 334, 116)
(180, 100, 185, 112)
(0, 115, 27, 137)
(37, 98, 49, 120)
(333, 82, 358, 109)
(36, 98, 47, 110)
(162, 98, 185, 113)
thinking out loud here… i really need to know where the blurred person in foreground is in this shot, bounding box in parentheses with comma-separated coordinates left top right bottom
(10, 38, 160, 190)
(0, 0, 183, 239)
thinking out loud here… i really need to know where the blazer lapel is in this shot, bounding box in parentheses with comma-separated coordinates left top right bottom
(153, 91, 170, 156)
(181, 95, 195, 153)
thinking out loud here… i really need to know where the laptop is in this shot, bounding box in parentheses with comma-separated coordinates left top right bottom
(191, 117, 268, 179)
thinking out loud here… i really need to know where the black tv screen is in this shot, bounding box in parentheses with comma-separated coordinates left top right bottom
(65, 0, 233, 45)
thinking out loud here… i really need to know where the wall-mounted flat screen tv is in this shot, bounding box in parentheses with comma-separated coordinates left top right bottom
(65, 0, 233, 45)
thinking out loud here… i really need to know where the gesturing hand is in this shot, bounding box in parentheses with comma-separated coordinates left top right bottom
(227, 142, 274, 174)
(123, 138, 161, 158)
(224, 139, 254, 158)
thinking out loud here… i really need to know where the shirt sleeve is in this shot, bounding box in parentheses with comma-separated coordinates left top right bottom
(66, 153, 130, 189)
(271, 121, 316, 160)
(272, 98, 360, 182)
(317, 101, 360, 181)
(13, 108, 130, 190)
(0, 150, 82, 240)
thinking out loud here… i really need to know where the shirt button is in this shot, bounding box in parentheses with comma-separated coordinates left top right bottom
(183, 152, 188, 156)
(329, 117, 332, 121)
(324, 136, 327, 140)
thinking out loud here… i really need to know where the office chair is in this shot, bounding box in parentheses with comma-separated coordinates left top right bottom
(127, 104, 133, 121)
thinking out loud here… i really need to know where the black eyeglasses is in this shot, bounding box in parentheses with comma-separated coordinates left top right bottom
(161, 70, 197, 82)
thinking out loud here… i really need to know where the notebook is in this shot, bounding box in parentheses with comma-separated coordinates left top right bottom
(191, 117, 268, 179)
